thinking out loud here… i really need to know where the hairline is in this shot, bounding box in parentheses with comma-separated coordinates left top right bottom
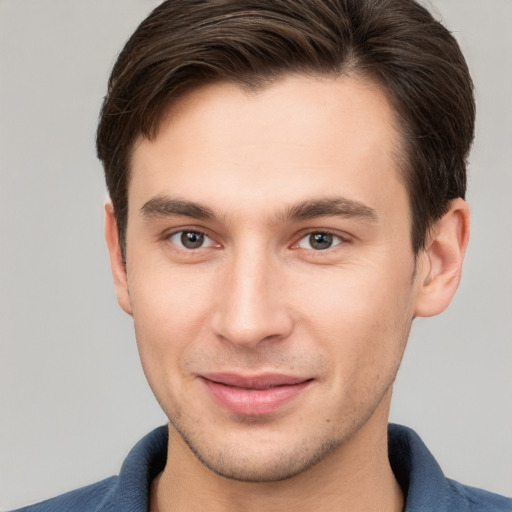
(118, 70, 417, 259)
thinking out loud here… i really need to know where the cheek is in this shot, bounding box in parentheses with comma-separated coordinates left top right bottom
(129, 255, 215, 321)
(296, 263, 414, 375)
(128, 264, 217, 378)
(299, 261, 413, 327)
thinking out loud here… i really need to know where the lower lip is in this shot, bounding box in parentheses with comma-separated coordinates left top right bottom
(202, 379, 311, 416)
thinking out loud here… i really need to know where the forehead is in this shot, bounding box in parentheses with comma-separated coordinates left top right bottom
(129, 75, 406, 220)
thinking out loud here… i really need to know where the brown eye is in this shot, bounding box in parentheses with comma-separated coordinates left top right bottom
(297, 232, 342, 251)
(169, 230, 210, 249)
(180, 231, 204, 249)
(309, 233, 333, 250)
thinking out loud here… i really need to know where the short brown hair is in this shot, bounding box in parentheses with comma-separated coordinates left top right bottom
(96, 0, 475, 258)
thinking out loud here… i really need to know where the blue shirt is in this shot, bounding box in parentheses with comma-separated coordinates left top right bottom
(12, 424, 512, 511)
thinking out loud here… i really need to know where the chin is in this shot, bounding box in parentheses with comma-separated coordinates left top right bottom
(174, 418, 345, 482)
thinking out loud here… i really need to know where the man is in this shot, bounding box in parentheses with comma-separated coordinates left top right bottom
(11, 0, 511, 511)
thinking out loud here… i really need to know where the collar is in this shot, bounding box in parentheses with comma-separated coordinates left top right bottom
(110, 423, 497, 512)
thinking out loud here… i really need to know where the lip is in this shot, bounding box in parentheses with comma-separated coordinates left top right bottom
(200, 372, 313, 416)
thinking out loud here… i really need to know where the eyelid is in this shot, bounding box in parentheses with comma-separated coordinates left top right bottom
(159, 225, 350, 252)
(162, 226, 221, 249)
(291, 229, 350, 250)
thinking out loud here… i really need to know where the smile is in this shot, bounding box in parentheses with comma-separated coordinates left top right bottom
(200, 373, 313, 416)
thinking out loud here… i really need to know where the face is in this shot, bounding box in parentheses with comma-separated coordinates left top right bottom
(114, 76, 424, 481)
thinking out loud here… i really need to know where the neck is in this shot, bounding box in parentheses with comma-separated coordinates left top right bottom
(150, 393, 403, 512)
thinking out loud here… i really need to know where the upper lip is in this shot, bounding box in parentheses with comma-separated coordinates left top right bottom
(200, 372, 311, 389)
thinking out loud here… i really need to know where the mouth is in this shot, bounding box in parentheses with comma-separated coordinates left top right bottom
(199, 372, 313, 416)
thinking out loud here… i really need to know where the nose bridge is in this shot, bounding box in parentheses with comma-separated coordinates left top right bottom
(213, 238, 292, 347)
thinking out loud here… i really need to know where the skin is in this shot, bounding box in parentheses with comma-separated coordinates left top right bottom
(105, 75, 469, 511)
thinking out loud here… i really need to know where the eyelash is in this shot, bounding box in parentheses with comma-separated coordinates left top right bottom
(163, 228, 219, 252)
(163, 228, 348, 254)
(292, 230, 348, 252)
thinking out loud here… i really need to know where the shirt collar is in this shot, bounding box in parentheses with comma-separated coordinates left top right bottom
(113, 423, 452, 512)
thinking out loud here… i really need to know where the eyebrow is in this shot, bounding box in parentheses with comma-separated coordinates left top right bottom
(281, 197, 378, 223)
(141, 196, 215, 221)
(140, 195, 378, 224)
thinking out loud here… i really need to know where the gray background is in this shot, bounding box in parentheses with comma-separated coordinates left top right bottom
(0, 0, 510, 509)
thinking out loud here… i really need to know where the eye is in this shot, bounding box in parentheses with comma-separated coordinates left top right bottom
(168, 230, 216, 250)
(297, 232, 343, 251)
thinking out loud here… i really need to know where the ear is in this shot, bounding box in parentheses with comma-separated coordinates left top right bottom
(104, 201, 132, 316)
(414, 198, 470, 318)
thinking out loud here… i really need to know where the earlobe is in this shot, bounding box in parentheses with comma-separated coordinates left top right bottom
(414, 198, 470, 318)
(104, 201, 132, 316)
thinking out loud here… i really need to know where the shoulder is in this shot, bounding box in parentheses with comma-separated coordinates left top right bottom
(388, 424, 511, 512)
(8, 426, 168, 512)
(9, 476, 117, 512)
(446, 479, 512, 512)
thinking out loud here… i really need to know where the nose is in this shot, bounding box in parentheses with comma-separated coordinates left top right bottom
(211, 246, 294, 348)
